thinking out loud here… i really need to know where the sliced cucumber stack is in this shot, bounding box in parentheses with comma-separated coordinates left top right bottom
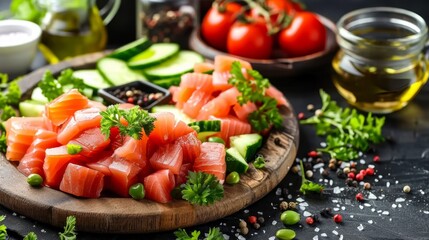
(128, 43, 180, 69)
(226, 147, 249, 174)
(19, 100, 45, 117)
(108, 37, 152, 60)
(97, 58, 147, 86)
(143, 50, 204, 79)
(188, 120, 221, 141)
(230, 133, 263, 162)
(72, 69, 111, 89)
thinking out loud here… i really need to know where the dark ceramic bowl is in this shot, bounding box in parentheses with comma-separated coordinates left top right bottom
(189, 14, 338, 78)
(98, 80, 171, 110)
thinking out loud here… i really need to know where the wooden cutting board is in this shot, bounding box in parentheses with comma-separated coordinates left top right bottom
(0, 52, 299, 233)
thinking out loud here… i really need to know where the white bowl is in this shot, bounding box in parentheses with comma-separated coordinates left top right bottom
(0, 20, 41, 78)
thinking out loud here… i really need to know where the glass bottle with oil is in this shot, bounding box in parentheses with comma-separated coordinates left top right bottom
(332, 7, 428, 113)
(38, 0, 120, 63)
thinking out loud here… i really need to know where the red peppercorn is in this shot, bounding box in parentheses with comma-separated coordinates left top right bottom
(248, 216, 257, 224)
(306, 216, 315, 225)
(127, 97, 134, 103)
(333, 214, 343, 223)
(355, 173, 364, 181)
(298, 112, 305, 120)
(356, 192, 364, 202)
(373, 155, 380, 163)
(308, 150, 319, 158)
(365, 167, 375, 176)
(359, 169, 366, 176)
(347, 172, 355, 179)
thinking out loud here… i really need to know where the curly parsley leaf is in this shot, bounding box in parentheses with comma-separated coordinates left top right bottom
(38, 69, 86, 101)
(300, 89, 385, 161)
(0, 132, 6, 154)
(174, 227, 224, 240)
(228, 61, 283, 132)
(299, 160, 324, 195)
(0, 215, 7, 240)
(58, 216, 77, 240)
(23, 232, 38, 240)
(181, 171, 224, 206)
(100, 105, 155, 140)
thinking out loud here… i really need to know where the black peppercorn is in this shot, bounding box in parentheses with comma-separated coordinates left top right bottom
(257, 216, 265, 224)
(321, 168, 330, 178)
(336, 169, 346, 179)
(345, 178, 354, 186)
(320, 208, 333, 218)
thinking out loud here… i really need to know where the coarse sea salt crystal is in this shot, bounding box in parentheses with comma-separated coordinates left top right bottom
(334, 207, 340, 211)
(332, 230, 339, 235)
(378, 175, 383, 179)
(296, 197, 305, 202)
(360, 159, 366, 164)
(313, 163, 324, 169)
(423, 210, 429, 214)
(320, 142, 327, 147)
(382, 211, 390, 215)
(276, 188, 282, 195)
(374, 179, 379, 182)
(395, 198, 406, 203)
(364, 203, 371, 207)
(392, 204, 397, 209)
(272, 220, 277, 225)
(359, 205, 364, 210)
(339, 235, 344, 240)
(321, 233, 327, 237)
(288, 194, 293, 200)
(329, 180, 333, 186)
(357, 224, 364, 231)
(350, 215, 354, 218)
(303, 211, 312, 217)
(368, 192, 377, 200)
(386, 182, 391, 187)
(371, 208, 376, 212)
(332, 199, 339, 203)
(300, 202, 309, 207)
(313, 235, 319, 240)
(314, 227, 320, 232)
(368, 220, 373, 224)
(341, 206, 346, 210)
(333, 186, 341, 194)
(269, 237, 276, 240)
(244, 209, 249, 213)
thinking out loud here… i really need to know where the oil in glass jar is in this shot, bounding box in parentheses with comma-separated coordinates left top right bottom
(332, 7, 429, 113)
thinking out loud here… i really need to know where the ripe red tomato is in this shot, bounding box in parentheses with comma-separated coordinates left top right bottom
(266, 0, 301, 15)
(201, 2, 242, 51)
(227, 19, 273, 59)
(278, 11, 326, 57)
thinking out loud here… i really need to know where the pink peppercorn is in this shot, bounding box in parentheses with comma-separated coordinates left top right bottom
(308, 151, 319, 158)
(127, 97, 134, 103)
(359, 169, 366, 176)
(373, 155, 380, 163)
(347, 172, 355, 179)
(356, 192, 364, 202)
(248, 216, 257, 224)
(365, 167, 375, 176)
(355, 173, 364, 181)
(333, 214, 343, 223)
(306, 216, 314, 225)
(298, 112, 305, 120)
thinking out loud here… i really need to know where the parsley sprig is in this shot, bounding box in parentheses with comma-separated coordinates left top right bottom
(38, 69, 86, 101)
(174, 227, 224, 240)
(181, 171, 224, 206)
(0, 215, 7, 240)
(299, 160, 324, 195)
(100, 105, 156, 140)
(228, 61, 283, 132)
(58, 215, 77, 240)
(300, 90, 385, 161)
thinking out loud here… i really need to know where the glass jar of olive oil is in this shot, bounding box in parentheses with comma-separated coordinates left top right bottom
(38, 0, 120, 63)
(332, 7, 429, 113)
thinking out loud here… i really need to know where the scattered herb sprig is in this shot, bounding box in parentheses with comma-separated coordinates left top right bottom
(174, 227, 224, 240)
(299, 160, 324, 195)
(23, 232, 38, 240)
(100, 105, 156, 140)
(181, 171, 224, 206)
(300, 90, 385, 161)
(0, 215, 7, 240)
(228, 61, 283, 132)
(38, 69, 86, 101)
(58, 216, 77, 240)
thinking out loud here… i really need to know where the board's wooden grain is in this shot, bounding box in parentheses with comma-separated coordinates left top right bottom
(0, 52, 299, 233)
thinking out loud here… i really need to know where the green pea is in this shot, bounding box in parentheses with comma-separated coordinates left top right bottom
(275, 228, 296, 240)
(225, 171, 240, 185)
(27, 173, 43, 187)
(280, 210, 301, 225)
(128, 183, 145, 200)
(208, 137, 225, 144)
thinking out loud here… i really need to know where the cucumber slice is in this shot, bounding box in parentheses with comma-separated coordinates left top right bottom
(230, 133, 263, 162)
(150, 76, 181, 88)
(31, 87, 48, 103)
(226, 147, 249, 174)
(108, 37, 152, 60)
(151, 104, 193, 123)
(188, 120, 221, 141)
(128, 43, 180, 69)
(97, 58, 147, 86)
(19, 100, 45, 117)
(143, 51, 204, 79)
(72, 69, 111, 89)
